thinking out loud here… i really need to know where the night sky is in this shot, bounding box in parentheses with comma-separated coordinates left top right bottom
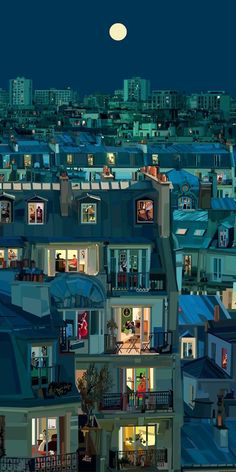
(1, 0, 236, 96)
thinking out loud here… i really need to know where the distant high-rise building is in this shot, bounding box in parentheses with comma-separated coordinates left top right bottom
(34, 87, 75, 106)
(151, 90, 184, 110)
(0, 88, 9, 107)
(9, 77, 32, 107)
(123, 77, 150, 102)
(187, 91, 231, 118)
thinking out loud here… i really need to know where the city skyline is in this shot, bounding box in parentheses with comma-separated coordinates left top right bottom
(1, 0, 236, 96)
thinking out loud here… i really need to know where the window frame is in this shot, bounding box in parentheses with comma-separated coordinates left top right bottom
(81, 202, 97, 224)
(136, 199, 154, 224)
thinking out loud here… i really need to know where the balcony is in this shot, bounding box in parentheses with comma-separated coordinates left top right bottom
(31, 360, 58, 388)
(0, 452, 78, 472)
(104, 331, 173, 355)
(110, 272, 166, 292)
(109, 448, 168, 470)
(100, 390, 173, 412)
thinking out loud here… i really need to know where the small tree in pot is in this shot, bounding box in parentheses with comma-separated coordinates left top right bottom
(107, 319, 118, 351)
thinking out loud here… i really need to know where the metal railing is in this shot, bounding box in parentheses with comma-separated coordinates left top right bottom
(110, 272, 165, 291)
(104, 331, 173, 355)
(109, 448, 168, 469)
(100, 390, 173, 412)
(31, 364, 57, 388)
(0, 452, 78, 472)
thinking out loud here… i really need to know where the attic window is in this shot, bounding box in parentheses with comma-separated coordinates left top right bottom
(194, 229, 206, 236)
(0, 198, 13, 224)
(136, 199, 154, 223)
(87, 154, 94, 166)
(81, 203, 97, 224)
(28, 202, 44, 224)
(67, 154, 73, 165)
(107, 153, 116, 165)
(152, 154, 159, 164)
(176, 228, 188, 235)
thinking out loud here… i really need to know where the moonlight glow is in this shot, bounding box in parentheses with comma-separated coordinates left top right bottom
(109, 23, 127, 41)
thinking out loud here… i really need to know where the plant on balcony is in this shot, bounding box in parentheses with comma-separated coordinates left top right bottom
(107, 319, 118, 336)
(76, 363, 112, 426)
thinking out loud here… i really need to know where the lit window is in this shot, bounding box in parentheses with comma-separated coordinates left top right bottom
(107, 153, 116, 165)
(178, 196, 192, 210)
(222, 348, 228, 369)
(194, 229, 206, 236)
(0, 199, 12, 223)
(176, 228, 188, 235)
(28, 202, 44, 224)
(0, 248, 18, 269)
(87, 154, 94, 166)
(81, 203, 97, 224)
(24, 154, 32, 168)
(136, 200, 154, 223)
(67, 154, 73, 165)
(3, 155, 10, 168)
(152, 154, 159, 164)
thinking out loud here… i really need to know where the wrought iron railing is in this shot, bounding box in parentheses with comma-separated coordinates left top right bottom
(109, 448, 168, 469)
(100, 390, 173, 412)
(104, 331, 173, 355)
(0, 452, 78, 472)
(110, 272, 165, 291)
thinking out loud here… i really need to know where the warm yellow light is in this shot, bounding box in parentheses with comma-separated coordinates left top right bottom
(109, 23, 127, 41)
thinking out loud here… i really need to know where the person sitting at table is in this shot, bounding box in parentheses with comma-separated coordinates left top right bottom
(68, 254, 78, 271)
(125, 320, 135, 334)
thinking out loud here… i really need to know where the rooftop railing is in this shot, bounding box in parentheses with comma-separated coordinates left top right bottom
(109, 448, 168, 470)
(110, 272, 166, 292)
(0, 452, 78, 472)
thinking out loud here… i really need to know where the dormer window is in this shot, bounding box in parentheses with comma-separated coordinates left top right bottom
(107, 152, 116, 165)
(218, 228, 228, 247)
(178, 196, 192, 210)
(152, 154, 159, 164)
(3, 155, 10, 168)
(136, 199, 154, 223)
(87, 154, 94, 166)
(66, 154, 73, 165)
(27, 196, 47, 225)
(81, 203, 97, 224)
(0, 193, 15, 224)
(24, 154, 32, 168)
(78, 193, 100, 225)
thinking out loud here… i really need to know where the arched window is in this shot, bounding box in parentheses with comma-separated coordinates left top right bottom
(178, 196, 192, 210)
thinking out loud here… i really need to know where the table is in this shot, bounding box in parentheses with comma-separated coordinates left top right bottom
(127, 335, 140, 353)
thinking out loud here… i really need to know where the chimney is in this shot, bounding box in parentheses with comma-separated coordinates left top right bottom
(198, 182, 212, 209)
(214, 305, 220, 322)
(213, 392, 228, 450)
(60, 175, 70, 217)
(208, 170, 217, 198)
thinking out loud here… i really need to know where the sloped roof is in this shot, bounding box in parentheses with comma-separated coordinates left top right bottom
(211, 197, 236, 211)
(183, 356, 231, 379)
(0, 332, 21, 395)
(178, 295, 230, 325)
(166, 169, 199, 187)
(182, 420, 236, 467)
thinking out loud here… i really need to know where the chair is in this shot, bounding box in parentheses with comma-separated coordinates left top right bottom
(141, 334, 152, 353)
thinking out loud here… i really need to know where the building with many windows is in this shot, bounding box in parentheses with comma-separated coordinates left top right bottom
(9, 77, 33, 107)
(123, 77, 151, 102)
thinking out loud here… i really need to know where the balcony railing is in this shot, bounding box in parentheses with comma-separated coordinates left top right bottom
(0, 452, 78, 472)
(31, 363, 57, 388)
(109, 448, 168, 470)
(104, 331, 173, 355)
(110, 272, 165, 292)
(100, 390, 173, 412)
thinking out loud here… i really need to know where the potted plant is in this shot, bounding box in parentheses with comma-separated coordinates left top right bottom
(106, 319, 118, 351)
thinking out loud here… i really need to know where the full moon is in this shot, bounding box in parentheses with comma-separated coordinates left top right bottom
(109, 23, 127, 41)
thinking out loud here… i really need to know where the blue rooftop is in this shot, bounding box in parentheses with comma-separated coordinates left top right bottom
(178, 294, 230, 325)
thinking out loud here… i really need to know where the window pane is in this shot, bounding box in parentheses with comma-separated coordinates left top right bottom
(137, 200, 154, 223)
(0, 200, 11, 223)
(90, 311, 99, 335)
(81, 203, 96, 224)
